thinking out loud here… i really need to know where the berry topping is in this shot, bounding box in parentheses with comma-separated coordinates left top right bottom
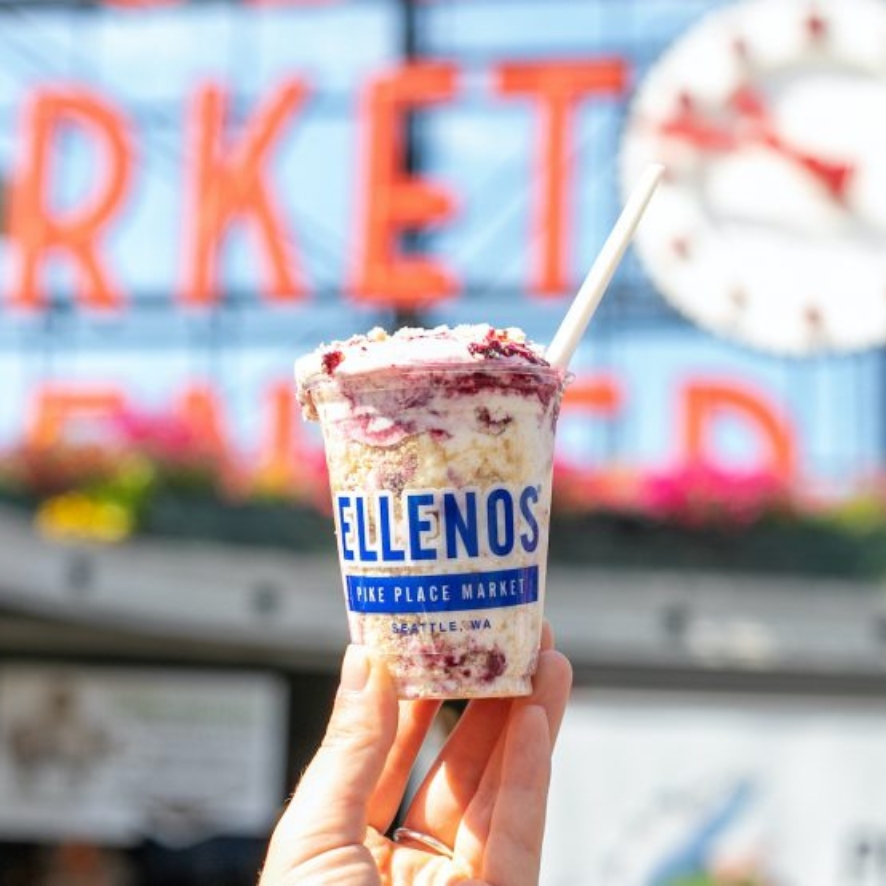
(467, 328, 548, 365)
(375, 451, 418, 495)
(444, 651, 467, 668)
(481, 648, 507, 682)
(321, 350, 344, 375)
(475, 406, 514, 435)
(439, 369, 560, 408)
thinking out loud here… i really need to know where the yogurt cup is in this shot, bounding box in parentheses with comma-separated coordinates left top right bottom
(296, 325, 566, 699)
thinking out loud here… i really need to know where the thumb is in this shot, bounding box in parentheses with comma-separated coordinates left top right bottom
(269, 645, 398, 866)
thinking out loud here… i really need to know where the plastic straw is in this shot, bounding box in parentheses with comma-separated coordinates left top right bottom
(545, 163, 665, 370)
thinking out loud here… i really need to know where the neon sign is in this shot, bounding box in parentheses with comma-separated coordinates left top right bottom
(4, 60, 626, 311)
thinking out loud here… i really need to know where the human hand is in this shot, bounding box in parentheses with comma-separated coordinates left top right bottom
(259, 625, 572, 885)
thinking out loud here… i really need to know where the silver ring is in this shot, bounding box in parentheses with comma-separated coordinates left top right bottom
(392, 826, 454, 859)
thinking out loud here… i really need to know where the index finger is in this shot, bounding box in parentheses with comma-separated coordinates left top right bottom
(367, 698, 441, 833)
(481, 704, 552, 886)
(401, 621, 562, 845)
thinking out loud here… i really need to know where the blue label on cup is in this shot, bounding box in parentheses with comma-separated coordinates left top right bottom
(345, 566, 540, 614)
(335, 484, 542, 565)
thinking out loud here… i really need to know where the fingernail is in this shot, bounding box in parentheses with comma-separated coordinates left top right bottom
(340, 645, 370, 692)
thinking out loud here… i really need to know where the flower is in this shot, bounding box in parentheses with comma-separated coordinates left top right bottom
(0, 443, 118, 497)
(639, 463, 792, 528)
(35, 492, 135, 544)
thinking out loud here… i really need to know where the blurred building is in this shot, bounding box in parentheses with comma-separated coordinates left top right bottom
(1, 0, 886, 883)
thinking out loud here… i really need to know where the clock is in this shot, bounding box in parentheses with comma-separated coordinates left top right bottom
(620, 0, 886, 355)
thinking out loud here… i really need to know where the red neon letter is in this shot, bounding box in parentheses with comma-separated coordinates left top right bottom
(496, 60, 627, 296)
(7, 90, 133, 311)
(28, 387, 127, 448)
(562, 375, 622, 416)
(554, 374, 623, 507)
(559, 374, 623, 471)
(683, 381, 797, 478)
(353, 63, 458, 306)
(257, 381, 326, 492)
(183, 81, 307, 305)
(258, 381, 299, 490)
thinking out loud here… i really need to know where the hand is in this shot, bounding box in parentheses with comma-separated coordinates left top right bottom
(259, 624, 572, 885)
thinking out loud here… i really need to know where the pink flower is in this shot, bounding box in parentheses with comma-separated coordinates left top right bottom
(640, 462, 792, 527)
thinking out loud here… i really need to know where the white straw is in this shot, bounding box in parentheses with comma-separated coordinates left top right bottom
(545, 163, 665, 370)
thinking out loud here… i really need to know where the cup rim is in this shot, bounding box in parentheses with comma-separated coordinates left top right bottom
(302, 361, 565, 393)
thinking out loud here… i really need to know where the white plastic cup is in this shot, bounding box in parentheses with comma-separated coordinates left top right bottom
(304, 362, 565, 699)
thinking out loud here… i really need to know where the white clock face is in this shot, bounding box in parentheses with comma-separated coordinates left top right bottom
(621, 0, 886, 355)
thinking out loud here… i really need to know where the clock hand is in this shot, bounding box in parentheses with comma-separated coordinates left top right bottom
(759, 131, 854, 201)
(655, 88, 855, 202)
(657, 112, 737, 152)
(729, 86, 855, 202)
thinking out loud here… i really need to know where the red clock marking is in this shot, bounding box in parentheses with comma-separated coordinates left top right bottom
(805, 10, 829, 43)
(671, 236, 691, 259)
(655, 86, 855, 202)
(804, 305, 823, 329)
(677, 90, 695, 112)
(728, 85, 767, 121)
(731, 35, 750, 61)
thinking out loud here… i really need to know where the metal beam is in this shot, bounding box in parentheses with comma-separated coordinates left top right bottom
(2, 507, 886, 688)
